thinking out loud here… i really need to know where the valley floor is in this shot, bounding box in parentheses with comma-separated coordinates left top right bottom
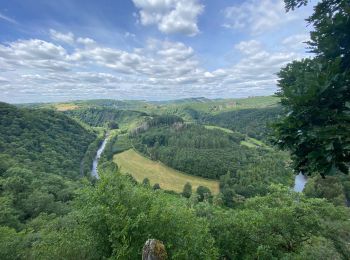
(114, 149, 220, 194)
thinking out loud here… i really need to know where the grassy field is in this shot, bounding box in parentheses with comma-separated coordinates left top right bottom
(54, 103, 79, 111)
(114, 149, 219, 194)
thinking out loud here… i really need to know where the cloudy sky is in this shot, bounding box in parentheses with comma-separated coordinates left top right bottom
(0, 0, 316, 103)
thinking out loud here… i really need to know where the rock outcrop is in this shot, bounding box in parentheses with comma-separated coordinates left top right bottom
(142, 239, 167, 260)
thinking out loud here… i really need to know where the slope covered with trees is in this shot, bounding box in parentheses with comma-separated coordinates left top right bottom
(0, 102, 96, 242)
(64, 107, 148, 128)
(0, 102, 96, 178)
(202, 106, 282, 140)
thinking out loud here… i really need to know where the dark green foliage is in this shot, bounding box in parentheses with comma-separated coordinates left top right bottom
(202, 107, 282, 140)
(107, 121, 119, 129)
(70, 172, 218, 259)
(304, 175, 349, 206)
(274, 0, 350, 177)
(0, 102, 96, 178)
(142, 177, 150, 186)
(182, 182, 192, 198)
(196, 186, 212, 202)
(146, 114, 184, 127)
(153, 183, 161, 190)
(204, 185, 350, 259)
(132, 123, 247, 179)
(0, 102, 94, 230)
(65, 107, 148, 127)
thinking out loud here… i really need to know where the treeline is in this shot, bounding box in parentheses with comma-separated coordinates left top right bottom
(64, 107, 148, 127)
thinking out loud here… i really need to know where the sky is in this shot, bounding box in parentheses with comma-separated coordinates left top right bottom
(0, 0, 317, 103)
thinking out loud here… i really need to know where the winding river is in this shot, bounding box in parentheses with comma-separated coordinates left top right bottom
(91, 136, 108, 178)
(293, 172, 307, 192)
(91, 133, 309, 191)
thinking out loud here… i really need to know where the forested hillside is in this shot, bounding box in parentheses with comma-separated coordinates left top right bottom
(0, 102, 96, 178)
(201, 106, 282, 140)
(0, 102, 96, 252)
(64, 107, 148, 128)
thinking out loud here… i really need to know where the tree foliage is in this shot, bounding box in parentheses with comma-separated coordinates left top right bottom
(274, 0, 350, 177)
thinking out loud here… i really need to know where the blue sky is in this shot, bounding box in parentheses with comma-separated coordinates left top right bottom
(0, 0, 316, 103)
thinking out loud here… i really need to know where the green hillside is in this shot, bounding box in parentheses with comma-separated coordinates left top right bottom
(64, 107, 149, 129)
(0, 102, 96, 178)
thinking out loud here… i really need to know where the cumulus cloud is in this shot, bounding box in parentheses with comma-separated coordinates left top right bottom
(223, 0, 298, 35)
(0, 39, 71, 72)
(0, 29, 309, 103)
(132, 0, 204, 36)
(219, 39, 306, 95)
(234, 40, 262, 55)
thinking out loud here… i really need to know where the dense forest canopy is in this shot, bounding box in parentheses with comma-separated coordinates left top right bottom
(0, 102, 96, 178)
(64, 107, 148, 128)
(0, 102, 95, 238)
(201, 106, 282, 140)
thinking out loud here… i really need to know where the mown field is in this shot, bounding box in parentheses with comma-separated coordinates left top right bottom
(114, 149, 220, 194)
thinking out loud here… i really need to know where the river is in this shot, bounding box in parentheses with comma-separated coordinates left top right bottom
(92, 135, 309, 190)
(91, 136, 108, 178)
(293, 172, 307, 192)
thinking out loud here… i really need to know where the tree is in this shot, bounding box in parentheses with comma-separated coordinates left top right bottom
(273, 0, 350, 177)
(108, 121, 119, 129)
(153, 183, 161, 190)
(142, 178, 150, 186)
(196, 186, 212, 202)
(182, 182, 192, 198)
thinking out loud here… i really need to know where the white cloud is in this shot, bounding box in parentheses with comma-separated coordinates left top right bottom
(132, 0, 204, 36)
(223, 0, 297, 35)
(282, 33, 310, 50)
(0, 30, 310, 103)
(0, 12, 18, 24)
(50, 29, 75, 45)
(0, 39, 70, 72)
(77, 37, 96, 46)
(234, 40, 262, 55)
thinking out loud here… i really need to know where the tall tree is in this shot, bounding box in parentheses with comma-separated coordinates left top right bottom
(182, 182, 192, 198)
(274, 0, 350, 177)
